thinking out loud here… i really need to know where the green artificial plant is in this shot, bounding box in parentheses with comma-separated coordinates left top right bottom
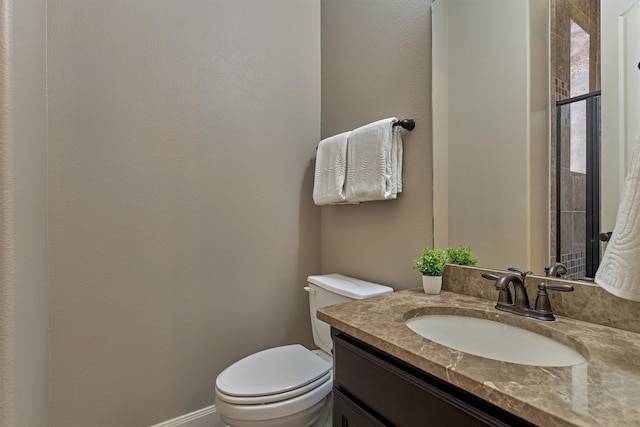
(413, 247, 447, 277)
(446, 244, 478, 266)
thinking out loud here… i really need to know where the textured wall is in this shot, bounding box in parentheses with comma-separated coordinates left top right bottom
(47, 1, 320, 425)
(320, 0, 432, 290)
(0, 0, 49, 426)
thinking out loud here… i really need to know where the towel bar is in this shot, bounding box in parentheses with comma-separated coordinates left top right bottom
(315, 118, 415, 151)
(392, 119, 415, 131)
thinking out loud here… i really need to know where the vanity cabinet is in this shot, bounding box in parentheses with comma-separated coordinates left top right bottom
(331, 329, 534, 427)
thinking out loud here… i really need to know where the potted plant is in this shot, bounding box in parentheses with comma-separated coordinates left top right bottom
(446, 244, 478, 266)
(413, 247, 447, 294)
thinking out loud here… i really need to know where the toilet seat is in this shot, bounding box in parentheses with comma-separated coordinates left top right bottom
(215, 344, 334, 423)
(216, 344, 332, 401)
(216, 371, 332, 405)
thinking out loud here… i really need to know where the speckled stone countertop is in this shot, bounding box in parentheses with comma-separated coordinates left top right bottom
(317, 288, 640, 427)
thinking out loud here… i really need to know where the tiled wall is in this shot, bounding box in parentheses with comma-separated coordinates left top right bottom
(560, 250, 586, 277)
(549, 0, 600, 277)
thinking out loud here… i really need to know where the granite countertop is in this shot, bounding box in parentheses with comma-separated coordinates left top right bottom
(317, 289, 640, 427)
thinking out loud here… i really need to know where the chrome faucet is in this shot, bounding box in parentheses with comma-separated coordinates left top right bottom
(545, 262, 568, 278)
(481, 268, 574, 321)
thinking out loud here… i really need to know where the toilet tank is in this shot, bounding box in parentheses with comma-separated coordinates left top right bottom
(305, 274, 393, 356)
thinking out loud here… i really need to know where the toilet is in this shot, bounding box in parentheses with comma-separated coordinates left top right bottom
(214, 274, 393, 427)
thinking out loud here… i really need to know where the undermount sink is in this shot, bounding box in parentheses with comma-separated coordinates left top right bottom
(405, 314, 587, 367)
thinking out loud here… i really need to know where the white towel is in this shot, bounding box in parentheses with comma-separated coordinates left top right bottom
(595, 136, 640, 301)
(313, 131, 350, 205)
(394, 126, 403, 193)
(345, 118, 403, 202)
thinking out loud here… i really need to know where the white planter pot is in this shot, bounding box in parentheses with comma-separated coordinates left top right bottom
(422, 275, 442, 295)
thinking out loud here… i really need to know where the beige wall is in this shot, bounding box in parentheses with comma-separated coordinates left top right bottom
(0, 0, 49, 426)
(320, 0, 433, 290)
(47, 1, 320, 425)
(1, 1, 432, 424)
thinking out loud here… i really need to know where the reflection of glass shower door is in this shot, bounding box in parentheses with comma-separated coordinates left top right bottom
(556, 92, 601, 278)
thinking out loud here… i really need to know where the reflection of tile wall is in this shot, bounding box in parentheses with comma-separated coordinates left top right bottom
(555, 78, 570, 98)
(561, 250, 586, 278)
(550, 0, 600, 276)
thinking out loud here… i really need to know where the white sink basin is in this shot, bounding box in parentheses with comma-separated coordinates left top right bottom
(405, 314, 587, 367)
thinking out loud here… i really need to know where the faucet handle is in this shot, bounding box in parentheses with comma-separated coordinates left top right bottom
(533, 283, 574, 320)
(481, 272, 512, 305)
(507, 267, 533, 278)
(544, 262, 568, 278)
(544, 283, 574, 292)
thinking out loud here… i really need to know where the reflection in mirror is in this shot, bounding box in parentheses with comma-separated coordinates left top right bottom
(599, 0, 640, 274)
(554, 93, 601, 279)
(432, 0, 549, 273)
(433, 0, 639, 280)
(551, 0, 601, 280)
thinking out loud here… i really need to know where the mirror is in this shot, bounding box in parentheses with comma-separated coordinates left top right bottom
(433, 0, 639, 280)
(551, 0, 601, 279)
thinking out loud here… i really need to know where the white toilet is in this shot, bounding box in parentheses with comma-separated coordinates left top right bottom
(215, 274, 393, 427)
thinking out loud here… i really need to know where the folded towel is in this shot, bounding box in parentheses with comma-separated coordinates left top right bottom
(595, 135, 640, 301)
(393, 126, 403, 193)
(313, 131, 350, 205)
(345, 117, 403, 202)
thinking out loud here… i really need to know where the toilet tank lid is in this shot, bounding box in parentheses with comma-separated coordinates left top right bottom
(307, 274, 393, 299)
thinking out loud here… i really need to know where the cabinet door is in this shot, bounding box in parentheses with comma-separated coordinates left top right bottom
(333, 331, 534, 427)
(333, 389, 388, 427)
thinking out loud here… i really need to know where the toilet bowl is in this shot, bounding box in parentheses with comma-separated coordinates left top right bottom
(215, 274, 393, 427)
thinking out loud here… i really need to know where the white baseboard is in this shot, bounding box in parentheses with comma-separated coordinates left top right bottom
(150, 405, 227, 427)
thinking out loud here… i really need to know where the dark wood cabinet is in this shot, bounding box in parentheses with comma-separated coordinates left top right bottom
(333, 389, 388, 427)
(331, 329, 535, 427)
